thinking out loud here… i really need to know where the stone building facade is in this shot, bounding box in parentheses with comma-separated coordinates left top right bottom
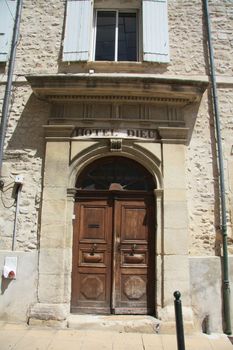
(0, 0, 233, 333)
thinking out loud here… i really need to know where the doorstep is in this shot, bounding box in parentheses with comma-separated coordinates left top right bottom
(67, 314, 161, 333)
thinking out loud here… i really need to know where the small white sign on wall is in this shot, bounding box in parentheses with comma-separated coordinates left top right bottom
(3, 256, 17, 279)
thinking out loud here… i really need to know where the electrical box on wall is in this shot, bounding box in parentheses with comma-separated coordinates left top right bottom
(15, 175, 24, 184)
(3, 257, 17, 279)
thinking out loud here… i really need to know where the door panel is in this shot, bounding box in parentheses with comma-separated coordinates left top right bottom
(113, 197, 155, 314)
(121, 205, 148, 242)
(80, 205, 108, 242)
(71, 194, 155, 315)
(71, 198, 113, 314)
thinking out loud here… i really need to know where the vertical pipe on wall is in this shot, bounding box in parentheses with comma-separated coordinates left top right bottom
(12, 183, 22, 251)
(0, 0, 23, 176)
(203, 0, 232, 335)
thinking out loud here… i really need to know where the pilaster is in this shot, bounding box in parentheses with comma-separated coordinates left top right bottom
(29, 126, 74, 324)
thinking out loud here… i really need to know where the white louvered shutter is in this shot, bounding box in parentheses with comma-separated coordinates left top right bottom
(0, 0, 17, 62)
(142, 0, 169, 63)
(63, 0, 92, 61)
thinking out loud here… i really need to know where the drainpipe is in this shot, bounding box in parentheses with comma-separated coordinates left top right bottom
(0, 0, 23, 176)
(203, 0, 232, 335)
(12, 182, 22, 251)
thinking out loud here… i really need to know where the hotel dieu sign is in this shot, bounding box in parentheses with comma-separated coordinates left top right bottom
(74, 128, 159, 140)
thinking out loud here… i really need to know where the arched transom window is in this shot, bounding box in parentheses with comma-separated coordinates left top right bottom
(76, 157, 156, 191)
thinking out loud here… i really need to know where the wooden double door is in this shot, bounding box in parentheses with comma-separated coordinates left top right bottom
(71, 191, 155, 315)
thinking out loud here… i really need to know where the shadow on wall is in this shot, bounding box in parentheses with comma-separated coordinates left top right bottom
(0, 251, 38, 323)
(1, 277, 12, 294)
(0, 64, 6, 75)
(184, 101, 203, 146)
(6, 93, 50, 158)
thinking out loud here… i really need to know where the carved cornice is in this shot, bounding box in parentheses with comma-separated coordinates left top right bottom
(67, 187, 77, 199)
(26, 74, 208, 107)
(46, 94, 190, 106)
(158, 127, 189, 141)
(154, 189, 164, 199)
(43, 125, 74, 139)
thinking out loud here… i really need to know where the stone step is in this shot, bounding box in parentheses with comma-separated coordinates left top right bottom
(67, 315, 161, 334)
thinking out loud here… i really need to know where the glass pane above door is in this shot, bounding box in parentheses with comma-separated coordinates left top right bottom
(76, 157, 156, 191)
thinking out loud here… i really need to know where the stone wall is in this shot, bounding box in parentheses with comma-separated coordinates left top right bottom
(0, 85, 49, 251)
(186, 86, 233, 256)
(0, 251, 38, 322)
(14, 0, 65, 75)
(208, 1, 233, 76)
(219, 88, 233, 250)
(190, 256, 233, 332)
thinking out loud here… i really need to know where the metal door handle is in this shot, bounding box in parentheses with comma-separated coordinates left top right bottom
(130, 244, 137, 256)
(90, 243, 97, 256)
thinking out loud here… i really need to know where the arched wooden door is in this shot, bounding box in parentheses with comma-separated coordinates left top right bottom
(71, 157, 156, 315)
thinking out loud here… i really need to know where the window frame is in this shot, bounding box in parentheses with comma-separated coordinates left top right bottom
(92, 9, 140, 62)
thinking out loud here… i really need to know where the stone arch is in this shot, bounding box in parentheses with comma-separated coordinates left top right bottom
(68, 142, 163, 189)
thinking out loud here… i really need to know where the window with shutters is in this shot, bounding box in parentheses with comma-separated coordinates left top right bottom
(0, 0, 17, 62)
(63, 0, 169, 64)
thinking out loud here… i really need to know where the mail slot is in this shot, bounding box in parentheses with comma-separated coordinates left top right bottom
(88, 223, 100, 228)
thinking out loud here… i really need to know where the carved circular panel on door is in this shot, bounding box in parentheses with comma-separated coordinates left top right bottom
(123, 276, 146, 300)
(81, 276, 104, 300)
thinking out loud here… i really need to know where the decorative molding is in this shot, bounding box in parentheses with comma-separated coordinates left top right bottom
(110, 138, 122, 152)
(50, 102, 185, 126)
(154, 189, 164, 199)
(43, 125, 75, 138)
(46, 94, 192, 106)
(158, 127, 189, 141)
(67, 188, 77, 199)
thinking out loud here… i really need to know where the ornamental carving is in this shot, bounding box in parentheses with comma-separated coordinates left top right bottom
(110, 139, 122, 152)
(80, 276, 104, 300)
(123, 276, 146, 300)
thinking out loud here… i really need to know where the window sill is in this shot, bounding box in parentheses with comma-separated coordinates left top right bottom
(87, 61, 142, 70)
(59, 60, 169, 75)
(83, 60, 169, 75)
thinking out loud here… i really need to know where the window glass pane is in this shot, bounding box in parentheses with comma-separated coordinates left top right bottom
(118, 13, 137, 61)
(95, 11, 116, 61)
(76, 157, 156, 191)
